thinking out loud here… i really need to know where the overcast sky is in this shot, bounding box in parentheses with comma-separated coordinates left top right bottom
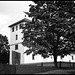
(0, 1, 34, 43)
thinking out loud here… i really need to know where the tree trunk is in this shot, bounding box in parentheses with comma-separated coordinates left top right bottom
(54, 55, 58, 68)
(53, 48, 58, 68)
(52, 33, 59, 68)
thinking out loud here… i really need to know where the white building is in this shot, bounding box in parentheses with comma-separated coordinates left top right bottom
(9, 18, 75, 65)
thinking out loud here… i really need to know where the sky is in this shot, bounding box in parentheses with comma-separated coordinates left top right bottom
(0, 1, 34, 43)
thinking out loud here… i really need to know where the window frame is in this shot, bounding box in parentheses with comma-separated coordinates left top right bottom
(12, 27, 14, 32)
(16, 25, 18, 31)
(19, 24, 21, 29)
(15, 44, 18, 50)
(16, 35, 18, 40)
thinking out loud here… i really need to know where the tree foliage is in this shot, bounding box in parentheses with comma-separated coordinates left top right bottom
(22, 1, 75, 67)
(0, 34, 10, 64)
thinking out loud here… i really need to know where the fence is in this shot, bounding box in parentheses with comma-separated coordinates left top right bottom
(57, 61, 75, 69)
(0, 64, 16, 74)
(0, 62, 75, 74)
(15, 63, 55, 74)
(0, 63, 55, 74)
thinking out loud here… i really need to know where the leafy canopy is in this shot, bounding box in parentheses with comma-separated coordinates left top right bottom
(0, 34, 9, 53)
(22, 1, 75, 59)
(0, 34, 10, 63)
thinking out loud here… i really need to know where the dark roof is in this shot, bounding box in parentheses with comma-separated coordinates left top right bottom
(8, 18, 31, 27)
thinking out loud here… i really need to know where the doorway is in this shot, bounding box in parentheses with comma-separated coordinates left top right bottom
(12, 51, 20, 65)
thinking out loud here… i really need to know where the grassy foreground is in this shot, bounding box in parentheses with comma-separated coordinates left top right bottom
(0, 62, 75, 74)
(36, 69, 75, 74)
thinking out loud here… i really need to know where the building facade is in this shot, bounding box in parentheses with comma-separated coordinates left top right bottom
(9, 18, 75, 65)
(9, 18, 31, 64)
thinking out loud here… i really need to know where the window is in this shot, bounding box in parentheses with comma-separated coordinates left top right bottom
(16, 35, 18, 40)
(15, 44, 18, 50)
(12, 27, 14, 32)
(19, 24, 21, 29)
(72, 56, 74, 60)
(16, 25, 18, 31)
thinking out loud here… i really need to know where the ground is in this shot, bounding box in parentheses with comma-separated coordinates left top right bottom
(0, 62, 75, 74)
(35, 69, 75, 74)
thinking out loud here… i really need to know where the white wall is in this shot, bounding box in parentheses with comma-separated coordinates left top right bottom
(10, 24, 23, 44)
(23, 47, 54, 64)
(9, 22, 25, 64)
(23, 51, 75, 64)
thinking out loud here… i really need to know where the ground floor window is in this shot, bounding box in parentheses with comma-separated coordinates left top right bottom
(15, 44, 18, 50)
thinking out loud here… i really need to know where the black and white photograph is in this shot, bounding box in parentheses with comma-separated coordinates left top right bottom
(0, 1, 75, 74)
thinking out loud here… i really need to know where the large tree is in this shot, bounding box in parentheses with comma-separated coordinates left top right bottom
(22, 1, 75, 68)
(0, 34, 10, 64)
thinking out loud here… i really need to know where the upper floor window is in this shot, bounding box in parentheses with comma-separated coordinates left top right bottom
(12, 27, 14, 32)
(72, 56, 74, 60)
(15, 44, 18, 50)
(16, 35, 18, 40)
(19, 24, 22, 29)
(16, 25, 18, 31)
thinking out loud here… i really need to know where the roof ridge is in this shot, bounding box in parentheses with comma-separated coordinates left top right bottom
(8, 18, 31, 27)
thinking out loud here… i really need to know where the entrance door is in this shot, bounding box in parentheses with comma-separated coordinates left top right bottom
(12, 51, 20, 65)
